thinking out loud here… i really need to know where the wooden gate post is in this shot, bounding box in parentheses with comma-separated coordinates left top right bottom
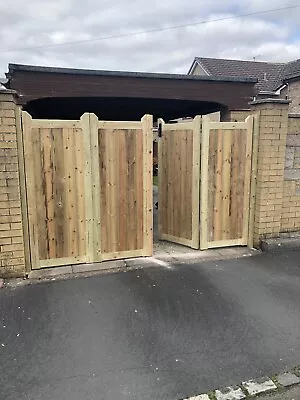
(250, 99, 290, 248)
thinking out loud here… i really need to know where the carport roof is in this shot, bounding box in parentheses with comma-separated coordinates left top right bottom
(7, 63, 257, 84)
(6, 63, 257, 120)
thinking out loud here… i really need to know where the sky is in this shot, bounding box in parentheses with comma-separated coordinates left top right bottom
(1, 0, 300, 79)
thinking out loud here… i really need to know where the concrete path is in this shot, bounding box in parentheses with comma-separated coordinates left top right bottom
(1, 250, 300, 400)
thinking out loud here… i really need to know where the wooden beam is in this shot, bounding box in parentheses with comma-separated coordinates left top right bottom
(80, 113, 94, 263)
(200, 116, 210, 250)
(16, 107, 31, 273)
(191, 115, 201, 249)
(22, 111, 40, 269)
(90, 113, 102, 261)
(142, 114, 153, 256)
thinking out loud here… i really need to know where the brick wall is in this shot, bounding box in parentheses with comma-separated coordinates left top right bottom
(251, 100, 289, 246)
(0, 91, 26, 277)
(287, 80, 300, 114)
(281, 114, 300, 232)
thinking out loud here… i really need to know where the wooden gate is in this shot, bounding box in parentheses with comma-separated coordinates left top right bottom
(22, 112, 153, 269)
(200, 116, 254, 249)
(158, 117, 201, 249)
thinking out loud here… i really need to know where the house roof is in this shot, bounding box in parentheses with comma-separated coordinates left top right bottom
(192, 57, 300, 93)
(284, 59, 300, 80)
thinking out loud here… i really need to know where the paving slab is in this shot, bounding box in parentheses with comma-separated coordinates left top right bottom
(215, 386, 246, 399)
(252, 385, 300, 399)
(277, 372, 300, 387)
(242, 377, 277, 395)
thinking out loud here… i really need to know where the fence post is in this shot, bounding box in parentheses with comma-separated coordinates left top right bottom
(250, 99, 290, 247)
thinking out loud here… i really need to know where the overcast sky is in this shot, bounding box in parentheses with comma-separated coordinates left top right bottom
(1, 0, 300, 78)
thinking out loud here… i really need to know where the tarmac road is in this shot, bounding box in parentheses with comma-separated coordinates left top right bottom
(0, 250, 300, 400)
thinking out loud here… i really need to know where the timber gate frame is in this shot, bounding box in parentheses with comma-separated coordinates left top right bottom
(158, 115, 256, 250)
(22, 112, 153, 269)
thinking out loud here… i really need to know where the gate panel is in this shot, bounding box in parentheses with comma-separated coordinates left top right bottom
(23, 112, 153, 270)
(201, 116, 253, 249)
(22, 113, 90, 269)
(158, 117, 201, 249)
(90, 115, 153, 261)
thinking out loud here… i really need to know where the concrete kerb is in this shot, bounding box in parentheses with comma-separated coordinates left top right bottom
(180, 366, 300, 400)
(2, 247, 259, 288)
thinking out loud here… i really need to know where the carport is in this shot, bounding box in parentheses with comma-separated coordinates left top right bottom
(6, 63, 256, 120)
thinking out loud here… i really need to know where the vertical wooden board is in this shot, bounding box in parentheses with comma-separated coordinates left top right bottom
(126, 129, 137, 251)
(135, 129, 144, 249)
(185, 129, 193, 241)
(99, 129, 108, 254)
(62, 127, 74, 257)
(118, 129, 127, 252)
(221, 129, 232, 240)
(81, 113, 94, 263)
(104, 129, 112, 253)
(40, 127, 56, 259)
(16, 107, 31, 272)
(109, 130, 118, 253)
(52, 128, 65, 258)
(74, 128, 87, 257)
(200, 117, 210, 250)
(32, 128, 47, 260)
(70, 128, 79, 256)
(161, 131, 169, 235)
(168, 131, 175, 236)
(142, 115, 153, 255)
(158, 123, 167, 237)
(236, 130, 247, 240)
(89, 114, 101, 261)
(214, 129, 223, 241)
(173, 130, 181, 237)
(163, 132, 169, 235)
(180, 131, 187, 240)
(208, 127, 216, 242)
(191, 117, 201, 249)
(22, 112, 39, 269)
(229, 129, 240, 239)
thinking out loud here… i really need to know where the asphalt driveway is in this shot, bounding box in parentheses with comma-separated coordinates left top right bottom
(1, 250, 300, 400)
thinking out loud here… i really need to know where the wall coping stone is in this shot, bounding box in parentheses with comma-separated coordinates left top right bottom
(250, 98, 291, 105)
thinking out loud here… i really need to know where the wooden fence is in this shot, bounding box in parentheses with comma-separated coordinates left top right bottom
(22, 112, 153, 269)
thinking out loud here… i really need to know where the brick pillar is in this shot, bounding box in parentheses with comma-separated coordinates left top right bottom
(0, 90, 26, 277)
(250, 99, 289, 247)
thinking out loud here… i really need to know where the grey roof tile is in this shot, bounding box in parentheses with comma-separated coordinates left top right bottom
(194, 57, 289, 93)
